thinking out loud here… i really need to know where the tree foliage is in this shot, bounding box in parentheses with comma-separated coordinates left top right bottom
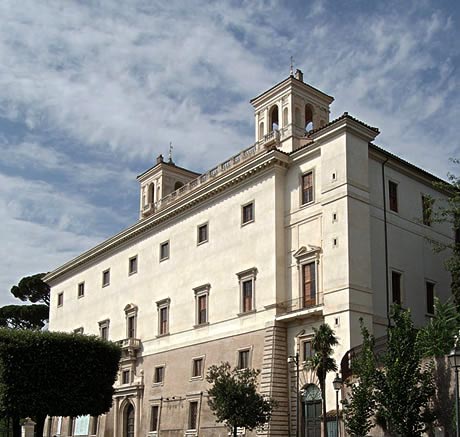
(305, 323, 338, 437)
(206, 362, 275, 436)
(342, 319, 377, 437)
(374, 306, 435, 436)
(0, 328, 121, 435)
(0, 305, 49, 330)
(10, 273, 50, 306)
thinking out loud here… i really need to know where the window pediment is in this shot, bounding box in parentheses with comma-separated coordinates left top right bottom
(293, 245, 321, 263)
(124, 303, 138, 315)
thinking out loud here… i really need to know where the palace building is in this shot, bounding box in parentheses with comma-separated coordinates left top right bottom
(44, 70, 453, 437)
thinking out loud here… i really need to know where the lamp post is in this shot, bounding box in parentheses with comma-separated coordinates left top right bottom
(448, 343, 460, 437)
(333, 373, 343, 437)
(288, 353, 300, 437)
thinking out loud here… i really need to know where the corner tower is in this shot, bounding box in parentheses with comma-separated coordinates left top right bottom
(250, 69, 334, 153)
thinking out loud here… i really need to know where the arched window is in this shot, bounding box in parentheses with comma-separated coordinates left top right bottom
(269, 105, 279, 132)
(305, 105, 314, 131)
(295, 107, 301, 127)
(124, 403, 135, 437)
(174, 181, 184, 191)
(259, 122, 265, 139)
(283, 107, 288, 127)
(301, 384, 322, 437)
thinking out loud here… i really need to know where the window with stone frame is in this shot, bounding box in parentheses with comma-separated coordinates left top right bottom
(124, 303, 138, 339)
(160, 241, 170, 261)
(302, 262, 316, 308)
(241, 202, 254, 225)
(192, 357, 204, 378)
(301, 171, 314, 205)
(237, 349, 251, 370)
(154, 365, 165, 384)
(236, 267, 257, 314)
(188, 401, 198, 430)
(194, 284, 210, 326)
(150, 405, 159, 432)
(57, 292, 64, 307)
(197, 223, 208, 245)
(156, 298, 170, 336)
(121, 369, 130, 384)
(102, 269, 110, 287)
(391, 271, 402, 305)
(77, 282, 85, 298)
(128, 255, 138, 275)
(99, 319, 109, 340)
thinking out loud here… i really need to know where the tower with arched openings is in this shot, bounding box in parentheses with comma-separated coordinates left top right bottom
(251, 69, 334, 153)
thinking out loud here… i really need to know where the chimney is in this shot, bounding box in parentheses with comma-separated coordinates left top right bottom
(294, 69, 303, 82)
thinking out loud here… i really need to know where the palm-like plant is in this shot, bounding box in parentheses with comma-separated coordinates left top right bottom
(305, 323, 339, 437)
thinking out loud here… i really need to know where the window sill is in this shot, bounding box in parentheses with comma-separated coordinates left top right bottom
(241, 220, 254, 227)
(102, 283, 110, 288)
(159, 257, 169, 263)
(156, 333, 170, 338)
(77, 294, 84, 299)
(152, 382, 164, 387)
(237, 309, 256, 317)
(300, 200, 315, 209)
(128, 271, 137, 276)
(197, 240, 208, 246)
(190, 375, 204, 381)
(193, 322, 209, 329)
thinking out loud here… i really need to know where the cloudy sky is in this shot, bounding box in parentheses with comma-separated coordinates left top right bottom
(1, 0, 459, 306)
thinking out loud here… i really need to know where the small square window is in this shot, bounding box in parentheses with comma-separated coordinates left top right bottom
(77, 282, 85, 298)
(121, 369, 130, 385)
(389, 181, 398, 213)
(102, 269, 110, 287)
(160, 241, 170, 261)
(129, 256, 138, 275)
(426, 281, 435, 315)
(242, 202, 254, 225)
(238, 349, 250, 370)
(197, 223, 208, 244)
(154, 366, 165, 384)
(192, 358, 204, 378)
(57, 292, 64, 307)
(189, 401, 198, 430)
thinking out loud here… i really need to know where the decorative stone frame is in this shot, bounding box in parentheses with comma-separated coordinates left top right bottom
(193, 284, 210, 327)
(102, 268, 110, 287)
(98, 319, 110, 340)
(148, 402, 162, 436)
(77, 281, 85, 298)
(156, 298, 170, 336)
(196, 222, 209, 246)
(299, 168, 315, 208)
(293, 245, 321, 305)
(190, 355, 206, 381)
(185, 392, 203, 436)
(57, 292, 64, 307)
(128, 255, 138, 275)
(152, 364, 166, 386)
(159, 240, 170, 262)
(236, 267, 258, 315)
(124, 303, 138, 339)
(236, 345, 253, 370)
(241, 201, 255, 226)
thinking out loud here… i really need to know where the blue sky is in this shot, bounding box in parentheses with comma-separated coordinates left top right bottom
(1, 0, 459, 305)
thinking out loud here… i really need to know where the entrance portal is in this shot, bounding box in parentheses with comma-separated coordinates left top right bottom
(301, 384, 322, 437)
(124, 404, 135, 437)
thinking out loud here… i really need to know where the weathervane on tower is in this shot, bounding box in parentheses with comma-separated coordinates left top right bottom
(168, 142, 173, 163)
(290, 56, 295, 76)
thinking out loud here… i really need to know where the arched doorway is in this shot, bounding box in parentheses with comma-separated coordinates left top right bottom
(124, 403, 135, 437)
(301, 384, 322, 437)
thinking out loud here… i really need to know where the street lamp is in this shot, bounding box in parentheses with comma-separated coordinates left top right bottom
(288, 353, 300, 437)
(333, 373, 343, 437)
(448, 343, 460, 437)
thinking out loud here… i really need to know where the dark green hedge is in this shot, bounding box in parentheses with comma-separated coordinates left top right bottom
(0, 329, 121, 418)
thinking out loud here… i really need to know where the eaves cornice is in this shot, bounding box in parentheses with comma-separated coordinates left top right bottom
(44, 150, 290, 285)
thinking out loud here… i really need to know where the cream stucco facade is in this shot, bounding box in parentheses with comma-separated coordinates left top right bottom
(44, 71, 453, 437)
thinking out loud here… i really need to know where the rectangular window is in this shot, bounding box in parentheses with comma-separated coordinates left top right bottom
(302, 340, 313, 361)
(192, 358, 203, 378)
(302, 262, 316, 308)
(241, 202, 254, 225)
(128, 256, 138, 275)
(77, 282, 85, 298)
(301, 171, 314, 205)
(154, 366, 164, 384)
(150, 406, 159, 432)
(242, 280, 253, 313)
(392, 271, 402, 305)
(99, 320, 109, 340)
(189, 401, 198, 430)
(197, 294, 207, 325)
(238, 349, 250, 370)
(426, 281, 435, 315)
(102, 269, 110, 287)
(422, 195, 433, 226)
(122, 369, 130, 384)
(159, 307, 168, 335)
(389, 181, 398, 212)
(197, 223, 208, 244)
(127, 315, 136, 339)
(160, 241, 170, 261)
(57, 292, 64, 307)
